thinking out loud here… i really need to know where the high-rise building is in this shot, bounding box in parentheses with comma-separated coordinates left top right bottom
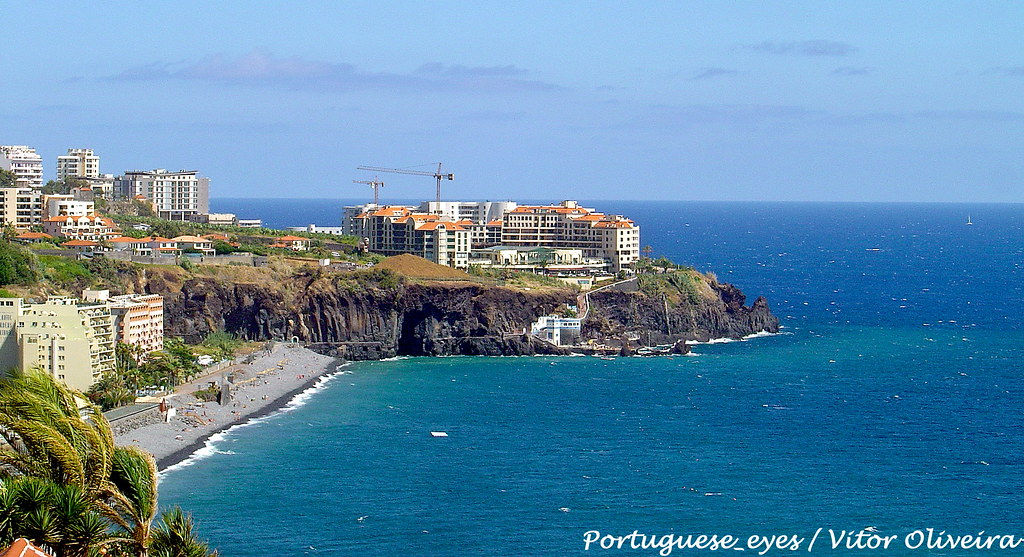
(501, 201, 641, 272)
(349, 206, 470, 268)
(0, 188, 43, 229)
(42, 194, 95, 218)
(0, 296, 115, 391)
(115, 169, 210, 220)
(0, 146, 44, 189)
(56, 148, 100, 180)
(83, 290, 164, 355)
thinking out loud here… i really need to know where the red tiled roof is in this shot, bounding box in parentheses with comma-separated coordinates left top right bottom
(276, 235, 307, 241)
(0, 538, 53, 557)
(63, 239, 99, 247)
(16, 232, 53, 239)
(415, 221, 465, 231)
(370, 207, 410, 217)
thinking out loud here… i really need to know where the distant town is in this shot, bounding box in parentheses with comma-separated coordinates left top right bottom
(1, 144, 647, 392)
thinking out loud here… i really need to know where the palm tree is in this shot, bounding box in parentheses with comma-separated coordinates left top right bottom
(150, 507, 215, 557)
(0, 477, 113, 556)
(103, 447, 158, 557)
(0, 369, 159, 556)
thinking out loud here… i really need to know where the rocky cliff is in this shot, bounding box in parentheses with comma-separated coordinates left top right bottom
(582, 272, 779, 345)
(85, 261, 778, 360)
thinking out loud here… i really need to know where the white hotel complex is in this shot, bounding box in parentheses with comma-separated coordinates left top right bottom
(56, 148, 101, 180)
(0, 145, 44, 189)
(345, 200, 640, 272)
(1, 144, 215, 229)
(115, 169, 211, 221)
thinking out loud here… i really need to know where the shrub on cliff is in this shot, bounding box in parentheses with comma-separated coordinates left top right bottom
(0, 241, 39, 286)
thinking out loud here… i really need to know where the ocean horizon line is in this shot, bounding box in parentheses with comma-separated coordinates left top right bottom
(212, 197, 1024, 205)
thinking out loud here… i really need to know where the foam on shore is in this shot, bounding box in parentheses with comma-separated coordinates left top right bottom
(159, 364, 349, 477)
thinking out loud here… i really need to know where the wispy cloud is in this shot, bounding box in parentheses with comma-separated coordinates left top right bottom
(690, 67, 744, 80)
(746, 40, 857, 57)
(986, 66, 1024, 77)
(109, 51, 559, 93)
(415, 63, 529, 78)
(912, 109, 1024, 122)
(832, 66, 874, 76)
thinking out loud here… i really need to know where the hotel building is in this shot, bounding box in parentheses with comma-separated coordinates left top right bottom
(345, 199, 640, 272)
(83, 290, 164, 355)
(0, 297, 115, 391)
(0, 146, 44, 189)
(115, 169, 210, 220)
(349, 206, 470, 268)
(42, 213, 119, 241)
(56, 148, 100, 180)
(0, 188, 43, 229)
(501, 201, 640, 272)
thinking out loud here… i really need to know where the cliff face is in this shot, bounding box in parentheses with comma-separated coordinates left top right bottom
(154, 271, 574, 359)
(582, 273, 779, 344)
(124, 266, 777, 359)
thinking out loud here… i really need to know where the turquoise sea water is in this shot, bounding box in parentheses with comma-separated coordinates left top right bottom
(165, 202, 1023, 555)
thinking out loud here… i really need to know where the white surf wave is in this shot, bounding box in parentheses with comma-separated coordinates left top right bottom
(159, 368, 348, 477)
(689, 329, 789, 346)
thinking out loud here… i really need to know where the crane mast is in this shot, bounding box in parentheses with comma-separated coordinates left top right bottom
(352, 179, 385, 205)
(356, 163, 454, 203)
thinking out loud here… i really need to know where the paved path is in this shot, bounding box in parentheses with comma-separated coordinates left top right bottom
(578, 276, 637, 320)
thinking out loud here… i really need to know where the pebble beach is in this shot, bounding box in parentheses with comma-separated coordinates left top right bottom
(114, 343, 344, 470)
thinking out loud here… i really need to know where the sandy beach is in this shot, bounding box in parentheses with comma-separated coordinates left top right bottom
(115, 343, 344, 470)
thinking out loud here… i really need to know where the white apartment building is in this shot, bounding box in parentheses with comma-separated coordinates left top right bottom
(83, 290, 164, 355)
(42, 214, 118, 241)
(0, 296, 115, 391)
(345, 199, 641, 272)
(0, 188, 43, 229)
(115, 169, 210, 220)
(42, 194, 94, 218)
(501, 201, 640, 272)
(418, 201, 518, 224)
(56, 148, 100, 180)
(344, 201, 517, 237)
(350, 206, 470, 267)
(0, 146, 44, 189)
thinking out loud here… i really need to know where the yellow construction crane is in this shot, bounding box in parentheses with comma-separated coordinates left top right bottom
(356, 163, 453, 203)
(352, 178, 385, 205)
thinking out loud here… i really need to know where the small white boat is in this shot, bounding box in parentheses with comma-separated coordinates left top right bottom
(966, 215, 973, 225)
(430, 431, 448, 437)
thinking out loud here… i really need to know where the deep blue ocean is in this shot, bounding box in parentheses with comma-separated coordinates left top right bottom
(162, 200, 1023, 555)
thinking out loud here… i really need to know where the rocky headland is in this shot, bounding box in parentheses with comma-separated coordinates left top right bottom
(94, 257, 779, 359)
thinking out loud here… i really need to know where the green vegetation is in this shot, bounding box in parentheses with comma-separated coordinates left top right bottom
(0, 168, 16, 188)
(88, 338, 207, 410)
(0, 368, 214, 555)
(37, 255, 92, 284)
(467, 265, 573, 290)
(109, 213, 358, 245)
(335, 268, 405, 292)
(638, 267, 706, 306)
(40, 177, 88, 195)
(194, 331, 244, 361)
(0, 241, 38, 285)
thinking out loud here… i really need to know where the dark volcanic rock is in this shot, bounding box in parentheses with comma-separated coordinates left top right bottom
(130, 268, 777, 359)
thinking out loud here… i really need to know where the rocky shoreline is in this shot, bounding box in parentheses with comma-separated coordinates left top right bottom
(116, 344, 342, 470)
(149, 270, 778, 360)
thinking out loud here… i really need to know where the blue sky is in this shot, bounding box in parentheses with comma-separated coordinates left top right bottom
(2, 1, 1023, 201)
